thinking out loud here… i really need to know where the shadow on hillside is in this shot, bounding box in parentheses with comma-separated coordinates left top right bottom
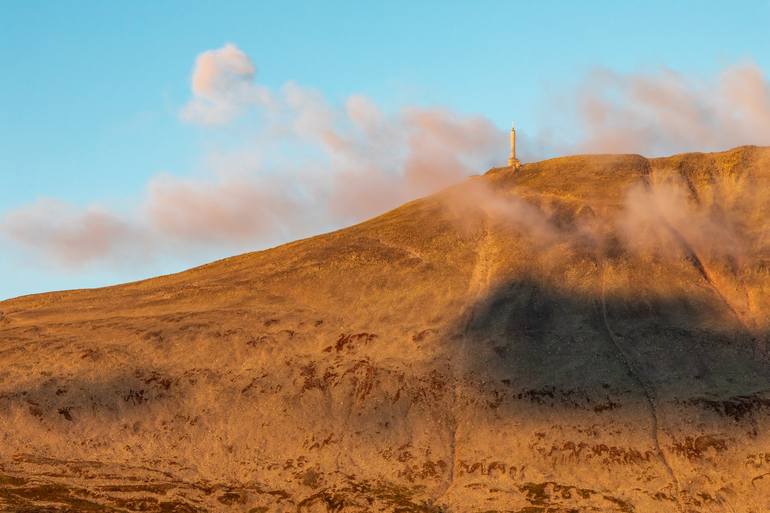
(2, 272, 770, 511)
(446, 272, 770, 420)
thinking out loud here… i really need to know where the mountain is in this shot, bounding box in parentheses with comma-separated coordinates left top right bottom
(1, 146, 769, 513)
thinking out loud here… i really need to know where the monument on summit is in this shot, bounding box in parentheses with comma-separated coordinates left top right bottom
(508, 124, 521, 169)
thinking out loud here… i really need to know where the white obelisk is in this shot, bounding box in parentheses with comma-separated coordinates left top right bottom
(508, 124, 521, 169)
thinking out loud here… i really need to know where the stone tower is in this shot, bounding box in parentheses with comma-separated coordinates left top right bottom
(508, 124, 521, 169)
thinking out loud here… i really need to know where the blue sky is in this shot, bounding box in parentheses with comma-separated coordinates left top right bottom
(2, 1, 769, 299)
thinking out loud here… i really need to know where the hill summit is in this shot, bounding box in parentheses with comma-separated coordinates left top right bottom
(2, 146, 770, 512)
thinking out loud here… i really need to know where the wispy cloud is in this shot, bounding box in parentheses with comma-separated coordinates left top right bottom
(1, 199, 148, 267)
(565, 63, 770, 155)
(1, 44, 505, 267)
(3, 44, 769, 271)
(180, 43, 271, 125)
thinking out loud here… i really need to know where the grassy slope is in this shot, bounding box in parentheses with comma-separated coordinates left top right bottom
(1, 146, 769, 512)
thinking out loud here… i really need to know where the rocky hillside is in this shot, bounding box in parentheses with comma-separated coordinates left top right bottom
(1, 146, 769, 512)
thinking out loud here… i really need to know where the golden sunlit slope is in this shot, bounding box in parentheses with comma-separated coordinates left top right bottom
(1, 146, 770, 512)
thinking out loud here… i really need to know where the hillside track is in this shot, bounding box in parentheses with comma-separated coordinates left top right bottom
(601, 265, 684, 513)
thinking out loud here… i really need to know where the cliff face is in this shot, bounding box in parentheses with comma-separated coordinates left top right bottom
(1, 146, 770, 513)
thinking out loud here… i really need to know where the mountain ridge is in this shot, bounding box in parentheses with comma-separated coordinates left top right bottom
(5, 145, 765, 303)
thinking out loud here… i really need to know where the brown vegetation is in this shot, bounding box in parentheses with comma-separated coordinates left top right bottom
(1, 146, 770, 512)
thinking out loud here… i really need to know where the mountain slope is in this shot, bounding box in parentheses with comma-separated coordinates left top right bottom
(1, 146, 770, 512)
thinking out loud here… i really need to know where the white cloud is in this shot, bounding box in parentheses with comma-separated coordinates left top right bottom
(13, 47, 766, 270)
(181, 43, 271, 125)
(2, 44, 505, 266)
(0, 199, 147, 268)
(566, 63, 770, 155)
